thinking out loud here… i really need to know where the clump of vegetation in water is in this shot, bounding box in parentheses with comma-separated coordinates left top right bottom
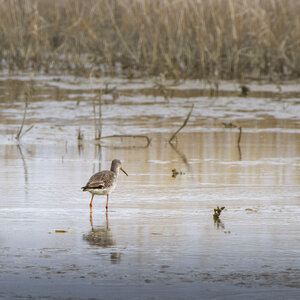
(239, 85, 250, 97)
(213, 206, 226, 229)
(213, 206, 225, 220)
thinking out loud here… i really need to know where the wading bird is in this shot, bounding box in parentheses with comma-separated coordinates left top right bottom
(82, 159, 128, 211)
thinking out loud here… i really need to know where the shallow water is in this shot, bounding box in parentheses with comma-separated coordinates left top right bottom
(0, 75, 300, 299)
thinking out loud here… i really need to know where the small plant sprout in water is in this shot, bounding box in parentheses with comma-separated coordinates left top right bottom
(213, 206, 226, 230)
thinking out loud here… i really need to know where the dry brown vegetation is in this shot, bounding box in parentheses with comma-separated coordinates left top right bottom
(1, 0, 300, 79)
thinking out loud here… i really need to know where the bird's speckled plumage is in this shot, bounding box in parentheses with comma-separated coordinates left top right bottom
(82, 159, 128, 211)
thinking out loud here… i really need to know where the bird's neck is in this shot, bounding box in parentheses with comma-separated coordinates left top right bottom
(110, 164, 119, 176)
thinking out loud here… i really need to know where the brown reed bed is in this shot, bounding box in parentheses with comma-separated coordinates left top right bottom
(0, 0, 300, 79)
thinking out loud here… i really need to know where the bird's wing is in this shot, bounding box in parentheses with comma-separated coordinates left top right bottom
(85, 171, 115, 189)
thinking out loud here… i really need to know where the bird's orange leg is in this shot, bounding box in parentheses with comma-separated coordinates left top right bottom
(89, 194, 94, 212)
(105, 195, 109, 211)
(90, 210, 93, 230)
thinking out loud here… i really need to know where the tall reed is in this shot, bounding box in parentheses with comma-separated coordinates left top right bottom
(0, 0, 299, 79)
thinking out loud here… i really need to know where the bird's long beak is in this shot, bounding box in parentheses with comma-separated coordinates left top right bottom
(120, 168, 128, 176)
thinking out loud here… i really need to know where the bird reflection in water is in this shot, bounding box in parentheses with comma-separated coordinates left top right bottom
(83, 212, 121, 264)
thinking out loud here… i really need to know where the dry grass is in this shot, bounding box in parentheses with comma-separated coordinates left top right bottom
(0, 0, 300, 79)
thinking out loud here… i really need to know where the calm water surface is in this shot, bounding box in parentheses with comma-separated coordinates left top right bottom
(0, 75, 299, 299)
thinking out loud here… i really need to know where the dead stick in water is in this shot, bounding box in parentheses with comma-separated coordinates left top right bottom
(237, 126, 242, 160)
(237, 126, 242, 146)
(15, 96, 28, 140)
(169, 105, 194, 144)
(15, 89, 34, 141)
(221, 122, 242, 146)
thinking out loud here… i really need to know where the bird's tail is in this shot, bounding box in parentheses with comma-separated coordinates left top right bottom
(81, 186, 87, 191)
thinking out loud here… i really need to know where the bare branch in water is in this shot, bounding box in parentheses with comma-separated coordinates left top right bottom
(15, 86, 33, 141)
(15, 96, 28, 140)
(237, 126, 242, 146)
(222, 121, 242, 160)
(169, 105, 194, 144)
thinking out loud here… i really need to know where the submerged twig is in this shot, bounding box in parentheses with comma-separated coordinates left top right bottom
(100, 134, 151, 147)
(169, 105, 194, 144)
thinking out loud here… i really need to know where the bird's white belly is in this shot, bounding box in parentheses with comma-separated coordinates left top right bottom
(88, 185, 116, 196)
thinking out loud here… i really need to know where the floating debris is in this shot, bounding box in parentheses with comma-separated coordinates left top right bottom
(171, 168, 185, 178)
(55, 230, 67, 233)
(245, 208, 258, 213)
(239, 85, 250, 97)
(222, 122, 238, 129)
